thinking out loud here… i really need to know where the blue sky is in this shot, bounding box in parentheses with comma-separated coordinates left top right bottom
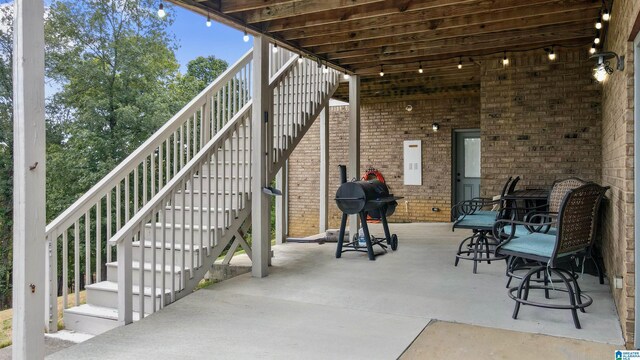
(167, 3, 252, 72)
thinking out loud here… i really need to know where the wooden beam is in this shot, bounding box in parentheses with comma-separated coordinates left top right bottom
(12, 0, 46, 358)
(349, 37, 593, 75)
(332, 88, 481, 102)
(259, 0, 477, 30)
(315, 19, 592, 57)
(221, 0, 297, 13)
(241, 0, 386, 23)
(277, 0, 598, 40)
(357, 72, 480, 87)
(298, 4, 599, 48)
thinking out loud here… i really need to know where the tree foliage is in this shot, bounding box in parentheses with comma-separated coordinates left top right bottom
(186, 55, 228, 88)
(0, 4, 13, 309)
(45, 0, 187, 218)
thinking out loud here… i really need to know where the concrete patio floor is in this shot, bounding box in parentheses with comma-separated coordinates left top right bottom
(48, 223, 624, 359)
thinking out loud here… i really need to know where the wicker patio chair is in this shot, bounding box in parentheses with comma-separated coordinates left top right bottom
(493, 183, 609, 329)
(497, 178, 588, 286)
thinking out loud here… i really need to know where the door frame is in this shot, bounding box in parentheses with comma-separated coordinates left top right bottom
(452, 128, 481, 221)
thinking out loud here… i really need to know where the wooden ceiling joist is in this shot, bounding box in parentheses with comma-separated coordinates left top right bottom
(240, 0, 387, 23)
(299, 6, 598, 48)
(276, 0, 598, 40)
(256, 0, 478, 30)
(171, 0, 603, 96)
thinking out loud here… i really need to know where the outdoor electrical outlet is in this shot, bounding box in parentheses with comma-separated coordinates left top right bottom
(614, 276, 624, 289)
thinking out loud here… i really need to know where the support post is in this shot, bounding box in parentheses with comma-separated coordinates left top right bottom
(251, 36, 271, 278)
(117, 239, 132, 325)
(348, 76, 361, 240)
(275, 161, 288, 244)
(45, 234, 57, 333)
(319, 106, 329, 233)
(12, 0, 46, 357)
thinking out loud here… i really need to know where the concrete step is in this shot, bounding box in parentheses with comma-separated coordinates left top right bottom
(85, 281, 170, 313)
(106, 261, 186, 290)
(132, 239, 203, 268)
(63, 304, 142, 336)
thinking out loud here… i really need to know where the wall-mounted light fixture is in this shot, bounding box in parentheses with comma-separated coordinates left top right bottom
(590, 51, 624, 82)
(405, 104, 413, 112)
(432, 123, 439, 132)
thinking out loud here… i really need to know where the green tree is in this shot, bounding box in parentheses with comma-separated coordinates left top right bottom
(45, 0, 185, 218)
(0, 4, 14, 309)
(186, 55, 228, 89)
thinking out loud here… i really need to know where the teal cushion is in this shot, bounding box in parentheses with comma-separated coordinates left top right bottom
(474, 210, 496, 216)
(503, 225, 532, 237)
(456, 213, 496, 228)
(501, 233, 556, 258)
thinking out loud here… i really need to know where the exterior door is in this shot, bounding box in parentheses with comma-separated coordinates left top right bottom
(454, 130, 481, 205)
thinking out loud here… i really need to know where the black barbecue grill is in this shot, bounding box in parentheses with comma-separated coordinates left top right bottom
(335, 165, 402, 260)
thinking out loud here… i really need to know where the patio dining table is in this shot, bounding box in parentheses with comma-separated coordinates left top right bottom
(502, 188, 550, 220)
(502, 188, 549, 202)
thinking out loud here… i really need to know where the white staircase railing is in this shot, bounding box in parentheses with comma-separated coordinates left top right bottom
(45, 50, 253, 331)
(269, 58, 341, 178)
(45, 44, 339, 333)
(109, 102, 253, 322)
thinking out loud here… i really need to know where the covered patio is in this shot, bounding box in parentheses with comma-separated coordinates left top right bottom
(10, 0, 640, 357)
(47, 223, 621, 359)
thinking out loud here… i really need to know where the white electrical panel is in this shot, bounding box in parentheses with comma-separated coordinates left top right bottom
(403, 140, 422, 185)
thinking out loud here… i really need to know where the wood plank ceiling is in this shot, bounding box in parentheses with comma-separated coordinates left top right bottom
(169, 0, 604, 101)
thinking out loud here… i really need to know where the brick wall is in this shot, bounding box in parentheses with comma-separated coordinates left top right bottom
(600, 0, 640, 348)
(285, 5, 640, 348)
(480, 49, 602, 197)
(287, 96, 481, 237)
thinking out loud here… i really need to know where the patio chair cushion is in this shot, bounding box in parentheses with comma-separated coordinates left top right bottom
(455, 213, 496, 229)
(501, 232, 556, 258)
(503, 224, 532, 237)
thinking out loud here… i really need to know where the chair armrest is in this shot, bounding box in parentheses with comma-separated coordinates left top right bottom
(452, 198, 499, 217)
(492, 218, 557, 244)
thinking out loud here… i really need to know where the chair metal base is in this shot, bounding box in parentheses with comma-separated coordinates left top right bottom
(508, 265, 592, 329)
(454, 230, 507, 274)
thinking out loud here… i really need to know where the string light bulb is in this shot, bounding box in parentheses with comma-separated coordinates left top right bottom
(243, 31, 249, 42)
(418, 62, 423, 74)
(157, 2, 166, 18)
(548, 48, 556, 61)
(594, 31, 601, 44)
(602, 8, 610, 21)
(595, 16, 602, 29)
(298, 54, 304, 64)
(343, 71, 350, 80)
(379, 65, 384, 77)
(502, 52, 509, 66)
(590, 43, 597, 54)
(272, 43, 278, 53)
(206, 14, 212, 27)
(458, 57, 463, 69)
(322, 64, 329, 74)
